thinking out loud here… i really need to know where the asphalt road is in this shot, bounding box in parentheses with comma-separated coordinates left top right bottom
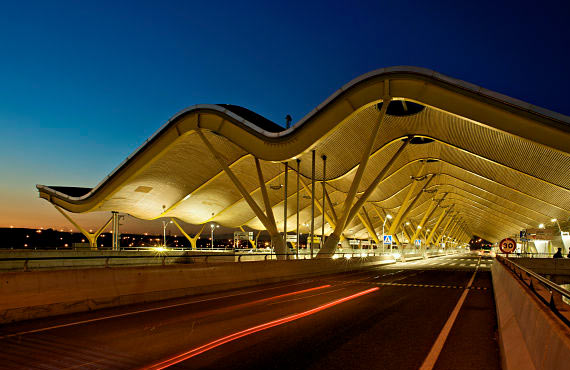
(0, 253, 500, 369)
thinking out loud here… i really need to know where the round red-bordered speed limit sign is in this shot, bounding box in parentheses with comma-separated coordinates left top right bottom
(499, 238, 516, 254)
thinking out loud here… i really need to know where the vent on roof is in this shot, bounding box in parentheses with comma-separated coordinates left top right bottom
(409, 137, 434, 145)
(135, 186, 153, 193)
(376, 100, 425, 116)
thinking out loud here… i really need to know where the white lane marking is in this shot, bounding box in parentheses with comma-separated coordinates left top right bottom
(419, 257, 481, 370)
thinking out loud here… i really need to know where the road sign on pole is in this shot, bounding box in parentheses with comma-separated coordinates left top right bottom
(499, 238, 516, 255)
(383, 235, 392, 245)
(234, 231, 253, 240)
(286, 234, 298, 242)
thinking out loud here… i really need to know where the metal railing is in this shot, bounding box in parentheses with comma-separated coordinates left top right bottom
(496, 252, 561, 258)
(497, 255, 570, 326)
(0, 248, 463, 272)
(0, 251, 397, 272)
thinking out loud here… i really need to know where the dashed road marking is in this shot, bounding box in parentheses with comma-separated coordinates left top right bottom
(374, 282, 487, 290)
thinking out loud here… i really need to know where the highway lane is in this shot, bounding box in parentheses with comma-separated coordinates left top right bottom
(0, 253, 499, 369)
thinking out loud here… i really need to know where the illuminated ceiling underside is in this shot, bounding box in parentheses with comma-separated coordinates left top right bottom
(37, 66, 570, 243)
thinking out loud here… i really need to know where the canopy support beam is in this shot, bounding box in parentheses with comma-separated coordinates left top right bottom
(197, 129, 287, 258)
(316, 94, 393, 258)
(171, 219, 205, 250)
(53, 205, 112, 250)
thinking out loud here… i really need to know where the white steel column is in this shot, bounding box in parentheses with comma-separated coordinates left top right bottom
(283, 162, 288, 256)
(112, 211, 120, 251)
(321, 155, 327, 248)
(310, 150, 316, 258)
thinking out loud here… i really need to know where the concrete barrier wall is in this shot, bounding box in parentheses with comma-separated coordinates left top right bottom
(0, 256, 395, 324)
(491, 260, 570, 370)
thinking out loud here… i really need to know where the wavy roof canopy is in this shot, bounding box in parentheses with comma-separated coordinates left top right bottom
(37, 66, 570, 243)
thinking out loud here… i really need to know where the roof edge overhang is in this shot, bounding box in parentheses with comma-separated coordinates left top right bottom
(37, 66, 570, 213)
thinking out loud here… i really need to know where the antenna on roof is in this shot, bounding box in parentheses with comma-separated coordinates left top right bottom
(285, 115, 292, 129)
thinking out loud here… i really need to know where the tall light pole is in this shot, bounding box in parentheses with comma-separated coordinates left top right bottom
(416, 225, 422, 250)
(382, 214, 392, 253)
(210, 223, 219, 248)
(162, 220, 172, 247)
(552, 218, 562, 232)
(552, 218, 566, 254)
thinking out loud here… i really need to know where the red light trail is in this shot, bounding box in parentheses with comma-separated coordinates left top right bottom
(144, 287, 379, 370)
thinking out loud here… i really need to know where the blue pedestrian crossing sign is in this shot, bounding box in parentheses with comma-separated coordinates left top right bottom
(383, 235, 393, 245)
(415, 239, 421, 246)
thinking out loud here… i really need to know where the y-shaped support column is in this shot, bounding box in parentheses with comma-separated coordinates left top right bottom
(316, 91, 393, 257)
(318, 136, 409, 257)
(410, 193, 448, 243)
(394, 174, 436, 256)
(357, 205, 380, 245)
(171, 218, 205, 250)
(53, 205, 113, 250)
(240, 226, 261, 249)
(435, 214, 457, 247)
(387, 165, 427, 237)
(197, 129, 287, 258)
(425, 206, 453, 250)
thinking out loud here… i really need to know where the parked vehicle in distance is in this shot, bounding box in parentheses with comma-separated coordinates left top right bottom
(478, 247, 496, 258)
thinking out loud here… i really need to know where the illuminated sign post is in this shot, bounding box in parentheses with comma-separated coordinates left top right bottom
(233, 231, 253, 248)
(234, 231, 253, 240)
(499, 237, 516, 257)
(286, 234, 298, 243)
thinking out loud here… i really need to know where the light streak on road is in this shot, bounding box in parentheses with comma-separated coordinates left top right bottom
(144, 287, 380, 369)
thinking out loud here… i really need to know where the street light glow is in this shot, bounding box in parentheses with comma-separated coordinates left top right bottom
(386, 214, 393, 219)
(539, 223, 545, 229)
(551, 218, 557, 223)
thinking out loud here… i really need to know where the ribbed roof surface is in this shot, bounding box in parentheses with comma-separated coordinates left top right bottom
(37, 67, 570, 243)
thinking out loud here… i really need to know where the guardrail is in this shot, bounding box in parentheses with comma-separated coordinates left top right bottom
(0, 248, 462, 272)
(497, 255, 570, 326)
(496, 252, 560, 258)
(0, 251, 398, 272)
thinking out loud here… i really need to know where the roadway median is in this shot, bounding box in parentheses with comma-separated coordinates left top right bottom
(0, 255, 395, 324)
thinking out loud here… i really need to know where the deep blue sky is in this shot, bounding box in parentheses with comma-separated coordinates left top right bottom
(1, 0, 569, 230)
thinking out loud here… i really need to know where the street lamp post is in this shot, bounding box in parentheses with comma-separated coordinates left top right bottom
(416, 225, 422, 251)
(210, 223, 219, 249)
(162, 220, 172, 247)
(382, 214, 392, 254)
